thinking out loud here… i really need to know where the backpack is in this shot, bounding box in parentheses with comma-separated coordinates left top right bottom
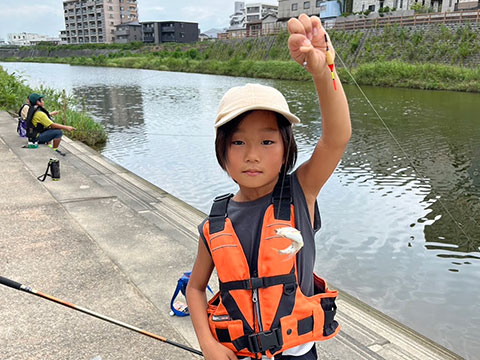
(17, 104, 28, 138)
(170, 271, 213, 317)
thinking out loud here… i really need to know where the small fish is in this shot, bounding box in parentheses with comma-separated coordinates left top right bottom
(275, 227, 304, 258)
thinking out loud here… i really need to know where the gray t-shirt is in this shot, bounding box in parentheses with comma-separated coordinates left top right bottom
(199, 170, 321, 296)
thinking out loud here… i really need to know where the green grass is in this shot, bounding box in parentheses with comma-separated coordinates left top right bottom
(349, 61, 480, 92)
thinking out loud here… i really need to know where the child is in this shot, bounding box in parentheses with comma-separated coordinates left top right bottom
(186, 14, 351, 360)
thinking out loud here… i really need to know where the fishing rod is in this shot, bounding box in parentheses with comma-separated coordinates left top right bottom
(0, 276, 203, 357)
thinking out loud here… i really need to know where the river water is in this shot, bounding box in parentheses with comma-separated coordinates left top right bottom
(2, 62, 479, 359)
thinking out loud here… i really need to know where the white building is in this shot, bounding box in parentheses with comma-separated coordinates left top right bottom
(246, 2, 279, 22)
(228, 1, 279, 30)
(8, 33, 52, 46)
(352, 0, 474, 13)
(278, 0, 343, 20)
(230, 1, 246, 28)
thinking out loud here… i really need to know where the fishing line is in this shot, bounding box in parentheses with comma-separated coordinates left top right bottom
(0, 276, 203, 357)
(334, 51, 476, 250)
(72, 129, 212, 137)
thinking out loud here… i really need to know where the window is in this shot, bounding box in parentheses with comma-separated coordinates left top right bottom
(316, 0, 322, 6)
(292, 3, 298, 11)
(368, 4, 375, 11)
(304, 1, 310, 9)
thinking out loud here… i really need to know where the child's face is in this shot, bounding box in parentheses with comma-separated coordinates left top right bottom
(226, 110, 285, 193)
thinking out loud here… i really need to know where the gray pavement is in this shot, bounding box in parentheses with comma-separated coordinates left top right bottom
(0, 111, 463, 360)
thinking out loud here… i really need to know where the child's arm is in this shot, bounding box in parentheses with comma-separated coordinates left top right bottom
(186, 239, 238, 360)
(288, 15, 352, 210)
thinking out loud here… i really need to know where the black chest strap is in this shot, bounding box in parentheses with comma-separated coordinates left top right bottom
(272, 173, 292, 221)
(208, 174, 293, 234)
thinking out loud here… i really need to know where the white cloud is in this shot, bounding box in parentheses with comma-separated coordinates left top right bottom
(0, 3, 64, 38)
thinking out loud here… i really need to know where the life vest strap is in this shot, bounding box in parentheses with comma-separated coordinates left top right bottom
(220, 273, 296, 292)
(233, 327, 283, 354)
(321, 298, 338, 336)
(209, 193, 233, 233)
(272, 174, 292, 221)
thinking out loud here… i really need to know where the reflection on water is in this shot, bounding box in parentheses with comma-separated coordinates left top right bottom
(2, 62, 479, 359)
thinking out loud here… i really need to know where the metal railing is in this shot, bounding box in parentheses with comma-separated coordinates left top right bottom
(217, 25, 287, 40)
(333, 10, 480, 30)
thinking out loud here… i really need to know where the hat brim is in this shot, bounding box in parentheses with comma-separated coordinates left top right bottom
(215, 105, 300, 129)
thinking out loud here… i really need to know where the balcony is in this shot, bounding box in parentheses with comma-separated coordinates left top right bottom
(143, 27, 154, 33)
(454, 2, 480, 10)
(116, 29, 129, 36)
(162, 26, 175, 32)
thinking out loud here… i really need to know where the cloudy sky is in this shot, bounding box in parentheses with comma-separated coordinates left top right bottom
(0, 0, 278, 41)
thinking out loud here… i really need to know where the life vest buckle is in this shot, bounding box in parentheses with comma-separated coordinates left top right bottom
(283, 282, 296, 296)
(247, 327, 283, 354)
(249, 277, 264, 290)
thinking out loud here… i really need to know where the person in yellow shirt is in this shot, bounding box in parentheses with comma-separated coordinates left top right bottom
(27, 93, 75, 155)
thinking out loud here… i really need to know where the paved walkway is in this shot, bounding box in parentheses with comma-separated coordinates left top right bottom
(0, 111, 462, 360)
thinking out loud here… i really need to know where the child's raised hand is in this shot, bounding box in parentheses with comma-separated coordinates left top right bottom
(288, 14, 334, 76)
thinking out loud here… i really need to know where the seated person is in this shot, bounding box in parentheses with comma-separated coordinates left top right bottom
(27, 93, 75, 155)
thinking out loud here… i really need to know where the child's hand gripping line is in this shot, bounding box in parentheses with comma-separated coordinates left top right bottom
(288, 14, 337, 89)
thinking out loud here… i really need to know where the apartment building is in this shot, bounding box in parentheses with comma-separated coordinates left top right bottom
(353, 0, 477, 12)
(230, 1, 246, 28)
(278, 0, 343, 19)
(114, 21, 142, 43)
(246, 3, 279, 22)
(7, 32, 54, 46)
(61, 0, 138, 44)
(228, 2, 279, 30)
(141, 22, 199, 44)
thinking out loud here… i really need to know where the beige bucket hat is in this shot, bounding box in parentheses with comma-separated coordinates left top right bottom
(215, 83, 301, 128)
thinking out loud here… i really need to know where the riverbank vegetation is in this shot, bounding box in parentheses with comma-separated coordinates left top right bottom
(1, 23, 480, 92)
(0, 67, 107, 147)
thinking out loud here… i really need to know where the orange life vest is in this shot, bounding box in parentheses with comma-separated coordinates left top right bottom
(202, 176, 340, 358)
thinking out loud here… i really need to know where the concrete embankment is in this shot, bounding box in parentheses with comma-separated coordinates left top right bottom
(0, 111, 463, 360)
